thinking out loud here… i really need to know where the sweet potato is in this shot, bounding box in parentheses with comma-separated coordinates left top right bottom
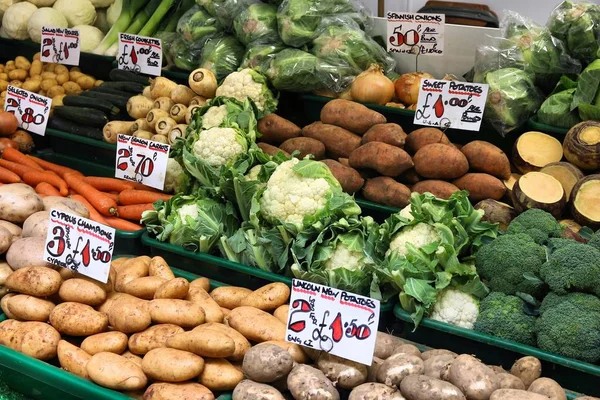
(362, 177, 411, 208)
(397, 169, 421, 184)
(412, 180, 460, 199)
(280, 138, 325, 160)
(257, 142, 289, 157)
(413, 144, 469, 180)
(302, 122, 361, 159)
(405, 128, 450, 153)
(349, 142, 413, 177)
(461, 140, 511, 179)
(320, 99, 386, 134)
(453, 173, 506, 202)
(257, 114, 301, 144)
(361, 123, 406, 148)
(321, 159, 364, 193)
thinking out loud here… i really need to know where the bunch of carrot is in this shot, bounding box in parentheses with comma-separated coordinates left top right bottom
(0, 147, 172, 231)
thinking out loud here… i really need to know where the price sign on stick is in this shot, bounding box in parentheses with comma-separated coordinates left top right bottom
(4, 85, 51, 136)
(117, 33, 162, 76)
(285, 279, 380, 365)
(40, 27, 81, 66)
(115, 134, 170, 190)
(413, 78, 489, 131)
(44, 209, 115, 283)
(387, 12, 445, 56)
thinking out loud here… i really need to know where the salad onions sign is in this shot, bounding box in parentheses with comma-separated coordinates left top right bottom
(117, 33, 162, 76)
(387, 12, 445, 56)
(413, 78, 489, 131)
(285, 279, 380, 365)
(40, 27, 80, 66)
(43, 209, 115, 283)
(115, 134, 170, 190)
(4, 85, 51, 136)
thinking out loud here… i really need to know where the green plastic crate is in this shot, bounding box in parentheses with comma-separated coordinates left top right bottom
(355, 198, 399, 222)
(528, 116, 570, 138)
(44, 129, 116, 167)
(393, 304, 600, 396)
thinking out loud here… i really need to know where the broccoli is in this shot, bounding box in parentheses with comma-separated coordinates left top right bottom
(536, 296, 600, 363)
(473, 292, 537, 346)
(546, 237, 576, 252)
(507, 209, 563, 244)
(539, 292, 600, 315)
(588, 230, 600, 251)
(539, 243, 600, 296)
(475, 233, 547, 297)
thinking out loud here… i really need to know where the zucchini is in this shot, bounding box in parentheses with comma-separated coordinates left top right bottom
(99, 81, 145, 94)
(109, 69, 151, 85)
(53, 106, 108, 128)
(63, 95, 120, 116)
(90, 86, 134, 98)
(48, 116, 104, 141)
(80, 91, 129, 110)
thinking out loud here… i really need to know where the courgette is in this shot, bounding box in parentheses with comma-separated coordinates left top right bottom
(48, 116, 104, 141)
(53, 106, 108, 128)
(109, 69, 151, 85)
(80, 91, 129, 110)
(90, 86, 134, 98)
(63, 95, 120, 116)
(99, 81, 145, 94)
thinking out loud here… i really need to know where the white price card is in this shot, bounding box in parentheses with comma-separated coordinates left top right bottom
(115, 134, 170, 190)
(285, 279, 380, 365)
(40, 27, 80, 66)
(4, 85, 51, 136)
(413, 78, 489, 131)
(117, 33, 162, 76)
(387, 12, 445, 56)
(44, 209, 115, 283)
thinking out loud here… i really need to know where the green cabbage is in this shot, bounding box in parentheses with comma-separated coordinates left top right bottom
(176, 5, 219, 44)
(240, 44, 284, 74)
(265, 49, 324, 92)
(233, 3, 279, 46)
(538, 88, 581, 128)
(199, 35, 245, 80)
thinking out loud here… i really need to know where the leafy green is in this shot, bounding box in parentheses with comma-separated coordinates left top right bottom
(233, 3, 280, 46)
(265, 49, 324, 92)
(176, 5, 219, 44)
(199, 35, 245, 80)
(240, 44, 285, 75)
(571, 58, 600, 121)
(538, 88, 581, 128)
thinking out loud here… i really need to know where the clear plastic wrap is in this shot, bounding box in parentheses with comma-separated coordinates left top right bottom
(211, 0, 261, 31)
(199, 34, 245, 80)
(240, 44, 285, 74)
(233, 3, 280, 46)
(277, 0, 372, 48)
(176, 4, 220, 44)
(264, 48, 325, 92)
(547, 1, 600, 67)
(165, 34, 205, 71)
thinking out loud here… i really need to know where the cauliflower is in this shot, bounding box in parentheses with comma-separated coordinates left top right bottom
(28, 7, 68, 43)
(215, 68, 276, 113)
(201, 105, 228, 129)
(430, 289, 479, 329)
(2, 2, 37, 39)
(177, 203, 200, 221)
(192, 127, 245, 168)
(386, 222, 440, 257)
(324, 244, 363, 271)
(399, 204, 414, 220)
(164, 158, 186, 194)
(53, 0, 95, 27)
(244, 165, 262, 181)
(260, 158, 331, 226)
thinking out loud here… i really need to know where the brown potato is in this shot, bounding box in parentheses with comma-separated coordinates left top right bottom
(144, 382, 214, 400)
(280, 137, 326, 160)
(510, 356, 541, 388)
(6, 294, 54, 322)
(121, 351, 143, 368)
(149, 299, 205, 328)
(167, 328, 235, 358)
(240, 283, 290, 311)
(349, 382, 403, 400)
(86, 352, 147, 391)
(17, 321, 61, 360)
(423, 355, 455, 379)
(148, 256, 175, 280)
(57, 340, 91, 380)
(258, 114, 301, 144)
(154, 277, 189, 299)
(258, 142, 289, 157)
(227, 306, 286, 342)
(287, 364, 340, 400)
(233, 380, 285, 400)
(421, 349, 457, 361)
(400, 374, 466, 400)
(405, 128, 450, 154)
(0, 294, 18, 320)
(321, 159, 364, 193)
(200, 358, 245, 391)
(81, 332, 128, 355)
(108, 295, 152, 334)
(361, 123, 407, 148)
(490, 389, 550, 400)
(5, 266, 61, 297)
(362, 177, 411, 208)
(190, 277, 211, 292)
(527, 378, 566, 400)
(115, 257, 150, 292)
(461, 141, 511, 179)
(243, 343, 294, 383)
(58, 278, 107, 305)
(273, 305, 289, 325)
(262, 340, 308, 364)
(142, 348, 205, 382)
(453, 173, 506, 202)
(317, 353, 367, 390)
(0, 319, 22, 349)
(197, 322, 251, 362)
(446, 355, 498, 400)
(377, 353, 424, 388)
(187, 287, 224, 322)
(412, 180, 460, 200)
(349, 142, 413, 177)
(210, 286, 252, 309)
(321, 99, 386, 134)
(50, 302, 108, 336)
(128, 324, 185, 355)
(374, 332, 404, 360)
(496, 373, 525, 390)
(414, 144, 469, 180)
(123, 276, 168, 299)
(302, 121, 362, 158)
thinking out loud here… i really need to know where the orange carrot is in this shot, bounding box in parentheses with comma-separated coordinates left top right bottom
(83, 177, 135, 192)
(26, 155, 84, 178)
(35, 182, 61, 197)
(132, 182, 160, 192)
(102, 192, 119, 202)
(118, 189, 172, 205)
(22, 170, 69, 196)
(0, 159, 30, 177)
(71, 194, 109, 225)
(116, 204, 154, 221)
(0, 166, 21, 183)
(2, 148, 43, 171)
(63, 173, 118, 217)
(104, 216, 143, 231)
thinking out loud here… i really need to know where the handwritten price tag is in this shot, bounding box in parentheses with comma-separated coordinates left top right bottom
(387, 12, 445, 56)
(115, 134, 170, 190)
(4, 85, 51, 136)
(40, 27, 80, 66)
(285, 279, 380, 365)
(43, 209, 114, 283)
(117, 33, 162, 76)
(413, 78, 489, 131)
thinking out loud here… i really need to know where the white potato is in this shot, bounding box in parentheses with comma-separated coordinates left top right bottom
(22, 211, 50, 238)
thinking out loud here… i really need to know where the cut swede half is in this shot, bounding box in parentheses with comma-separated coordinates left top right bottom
(512, 131, 563, 174)
(511, 172, 566, 218)
(540, 162, 584, 201)
(563, 121, 600, 171)
(570, 174, 600, 230)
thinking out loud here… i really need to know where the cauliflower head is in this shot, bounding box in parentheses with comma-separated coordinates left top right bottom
(164, 158, 185, 193)
(386, 222, 440, 257)
(430, 289, 479, 329)
(192, 127, 245, 168)
(324, 243, 363, 272)
(245, 165, 262, 181)
(201, 105, 228, 129)
(399, 204, 414, 221)
(215, 68, 276, 113)
(260, 158, 331, 226)
(177, 203, 200, 221)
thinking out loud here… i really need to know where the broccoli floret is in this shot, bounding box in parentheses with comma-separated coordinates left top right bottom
(473, 292, 537, 346)
(539, 243, 600, 296)
(507, 209, 563, 244)
(475, 233, 547, 297)
(539, 292, 600, 315)
(536, 298, 600, 363)
(546, 237, 576, 252)
(588, 230, 600, 251)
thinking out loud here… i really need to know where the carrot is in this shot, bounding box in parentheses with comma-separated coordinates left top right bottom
(63, 173, 118, 217)
(23, 170, 69, 196)
(0, 159, 30, 177)
(2, 148, 43, 171)
(71, 194, 109, 225)
(118, 189, 172, 205)
(35, 182, 61, 197)
(83, 177, 135, 192)
(0, 166, 21, 183)
(132, 182, 160, 192)
(104, 216, 143, 231)
(102, 192, 119, 202)
(117, 204, 154, 221)
(26, 155, 84, 178)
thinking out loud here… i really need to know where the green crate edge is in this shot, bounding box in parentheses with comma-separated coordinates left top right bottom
(528, 116, 570, 136)
(44, 129, 116, 167)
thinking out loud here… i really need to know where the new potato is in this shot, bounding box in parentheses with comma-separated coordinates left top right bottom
(227, 306, 286, 342)
(240, 283, 290, 311)
(400, 375, 465, 400)
(317, 353, 368, 389)
(149, 299, 205, 328)
(349, 382, 405, 400)
(198, 323, 251, 361)
(233, 380, 285, 400)
(124, 276, 168, 299)
(154, 277, 189, 299)
(167, 329, 235, 358)
(377, 353, 424, 388)
(287, 364, 340, 400)
(242, 343, 294, 383)
(210, 286, 252, 309)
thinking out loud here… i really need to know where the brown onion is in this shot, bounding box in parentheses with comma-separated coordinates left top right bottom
(394, 72, 435, 105)
(9, 130, 34, 153)
(350, 65, 395, 105)
(0, 112, 18, 136)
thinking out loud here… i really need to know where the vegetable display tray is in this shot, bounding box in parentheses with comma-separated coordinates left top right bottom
(393, 304, 600, 396)
(528, 116, 569, 138)
(141, 232, 397, 329)
(44, 129, 116, 167)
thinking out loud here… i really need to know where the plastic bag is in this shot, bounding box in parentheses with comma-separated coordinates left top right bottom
(176, 5, 220, 44)
(165, 34, 205, 71)
(199, 34, 245, 80)
(233, 3, 280, 46)
(264, 48, 325, 92)
(240, 44, 285, 74)
(277, 0, 372, 48)
(211, 0, 260, 31)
